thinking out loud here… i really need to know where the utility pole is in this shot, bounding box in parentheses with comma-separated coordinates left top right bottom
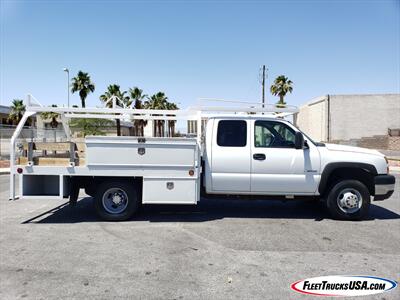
(63, 68, 70, 107)
(261, 65, 266, 108)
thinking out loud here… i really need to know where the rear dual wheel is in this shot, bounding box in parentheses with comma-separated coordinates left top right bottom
(94, 181, 139, 221)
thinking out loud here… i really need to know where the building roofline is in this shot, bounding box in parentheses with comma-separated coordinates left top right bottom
(299, 93, 400, 109)
(300, 95, 328, 108)
(329, 93, 400, 97)
(0, 105, 11, 114)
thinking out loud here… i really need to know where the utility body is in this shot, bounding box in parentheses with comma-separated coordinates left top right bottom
(9, 96, 395, 220)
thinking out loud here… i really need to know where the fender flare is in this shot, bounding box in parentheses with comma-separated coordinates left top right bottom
(318, 162, 377, 194)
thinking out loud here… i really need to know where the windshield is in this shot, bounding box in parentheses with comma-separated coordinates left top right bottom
(301, 131, 325, 146)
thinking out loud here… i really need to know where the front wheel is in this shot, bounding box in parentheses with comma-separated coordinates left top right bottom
(94, 181, 139, 221)
(326, 180, 370, 221)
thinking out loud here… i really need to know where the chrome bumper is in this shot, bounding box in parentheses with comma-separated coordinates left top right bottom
(375, 184, 395, 196)
(374, 175, 395, 201)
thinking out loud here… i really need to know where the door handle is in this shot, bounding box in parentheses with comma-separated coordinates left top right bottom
(253, 153, 266, 160)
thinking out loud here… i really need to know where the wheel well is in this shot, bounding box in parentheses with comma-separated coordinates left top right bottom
(69, 176, 143, 197)
(322, 167, 375, 196)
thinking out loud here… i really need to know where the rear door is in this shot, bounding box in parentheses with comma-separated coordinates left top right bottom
(251, 119, 320, 194)
(211, 119, 251, 192)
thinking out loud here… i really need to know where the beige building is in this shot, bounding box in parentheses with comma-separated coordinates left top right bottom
(0, 105, 11, 125)
(294, 94, 400, 150)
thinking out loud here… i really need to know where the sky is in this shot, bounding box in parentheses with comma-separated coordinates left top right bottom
(0, 0, 399, 109)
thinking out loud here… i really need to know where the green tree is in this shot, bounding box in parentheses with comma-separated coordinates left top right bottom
(40, 105, 60, 128)
(8, 99, 26, 125)
(100, 84, 131, 136)
(71, 71, 95, 108)
(144, 92, 168, 137)
(270, 75, 293, 108)
(69, 118, 114, 137)
(129, 87, 147, 136)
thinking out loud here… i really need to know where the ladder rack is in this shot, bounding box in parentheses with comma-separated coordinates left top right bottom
(25, 95, 298, 118)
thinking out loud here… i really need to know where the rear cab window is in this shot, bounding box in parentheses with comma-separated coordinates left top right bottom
(217, 120, 247, 147)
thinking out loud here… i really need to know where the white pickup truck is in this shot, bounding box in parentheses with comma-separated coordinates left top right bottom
(9, 98, 395, 221)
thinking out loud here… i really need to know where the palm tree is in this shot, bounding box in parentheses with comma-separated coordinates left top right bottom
(270, 75, 293, 108)
(165, 102, 178, 137)
(129, 87, 147, 136)
(100, 84, 131, 136)
(144, 92, 168, 137)
(41, 105, 60, 128)
(8, 99, 26, 125)
(71, 71, 95, 108)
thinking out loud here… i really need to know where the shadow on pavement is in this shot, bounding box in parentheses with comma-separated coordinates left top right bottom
(21, 196, 400, 224)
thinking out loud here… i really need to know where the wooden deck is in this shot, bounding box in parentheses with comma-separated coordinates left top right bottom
(17, 142, 86, 166)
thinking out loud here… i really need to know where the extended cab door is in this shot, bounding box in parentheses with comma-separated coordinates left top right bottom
(251, 119, 320, 194)
(211, 119, 251, 192)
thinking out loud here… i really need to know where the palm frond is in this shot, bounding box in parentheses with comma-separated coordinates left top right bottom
(71, 70, 95, 107)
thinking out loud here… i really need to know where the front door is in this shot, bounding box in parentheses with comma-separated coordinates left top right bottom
(251, 120, 320, 194)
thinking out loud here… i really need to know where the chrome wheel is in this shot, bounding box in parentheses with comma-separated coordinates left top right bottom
(336, 188, 362, 214)
(102, 188, 129, 214)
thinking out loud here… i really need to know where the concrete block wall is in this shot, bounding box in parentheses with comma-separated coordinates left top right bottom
(332, 135, 400, 151)
(356, 135, 388, 149)
(329, 94, 400, 141)
(294, 96, 328, 142)
(295, 94, 400, 148)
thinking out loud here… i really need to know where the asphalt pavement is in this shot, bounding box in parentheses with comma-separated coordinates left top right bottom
(0, 174, 399, 299)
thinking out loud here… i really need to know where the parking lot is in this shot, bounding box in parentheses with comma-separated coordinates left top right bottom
(0, 174, 399, 299)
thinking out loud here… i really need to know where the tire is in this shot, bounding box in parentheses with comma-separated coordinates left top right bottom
(326, 180, 370, 221)
(94, 180, 139, 221)
(69, 178, 80, 206)
(84, 186, 96, 197)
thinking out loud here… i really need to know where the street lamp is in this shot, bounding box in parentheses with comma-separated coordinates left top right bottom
(63, 68, 70, 107)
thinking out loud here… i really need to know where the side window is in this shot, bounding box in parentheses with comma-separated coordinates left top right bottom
(217, 120, 247, 147)
(255, 121, 296, 148)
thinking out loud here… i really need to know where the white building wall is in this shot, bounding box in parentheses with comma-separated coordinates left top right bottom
(329, 94, 400, 141)
(143, 121, 154, 137)
(295, 94, 400, 142)
(295, 96, 328, 142)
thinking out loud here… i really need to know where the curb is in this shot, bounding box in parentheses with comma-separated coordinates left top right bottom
(0, 168, 10, 175)
(389, 166, 400, 173)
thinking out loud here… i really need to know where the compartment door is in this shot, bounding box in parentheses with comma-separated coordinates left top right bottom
(142, 178, 198, 204)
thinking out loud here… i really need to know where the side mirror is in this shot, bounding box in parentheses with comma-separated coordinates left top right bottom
(294, 132, 305, 149)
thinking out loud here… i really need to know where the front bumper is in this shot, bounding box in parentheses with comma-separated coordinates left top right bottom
(374, 174, 395, 201)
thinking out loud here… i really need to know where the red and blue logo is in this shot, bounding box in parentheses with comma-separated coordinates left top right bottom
(291, 275, 397, 297)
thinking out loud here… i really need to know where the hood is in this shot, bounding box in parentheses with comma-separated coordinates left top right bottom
(324, 143, 384, 157)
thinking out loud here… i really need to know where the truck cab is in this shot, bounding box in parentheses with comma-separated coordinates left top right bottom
(203, 116, 395, 220)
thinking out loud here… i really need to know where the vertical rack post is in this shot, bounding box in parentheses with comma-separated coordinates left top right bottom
(9, 111, 35, 200)
(196, 111, 202, 146)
